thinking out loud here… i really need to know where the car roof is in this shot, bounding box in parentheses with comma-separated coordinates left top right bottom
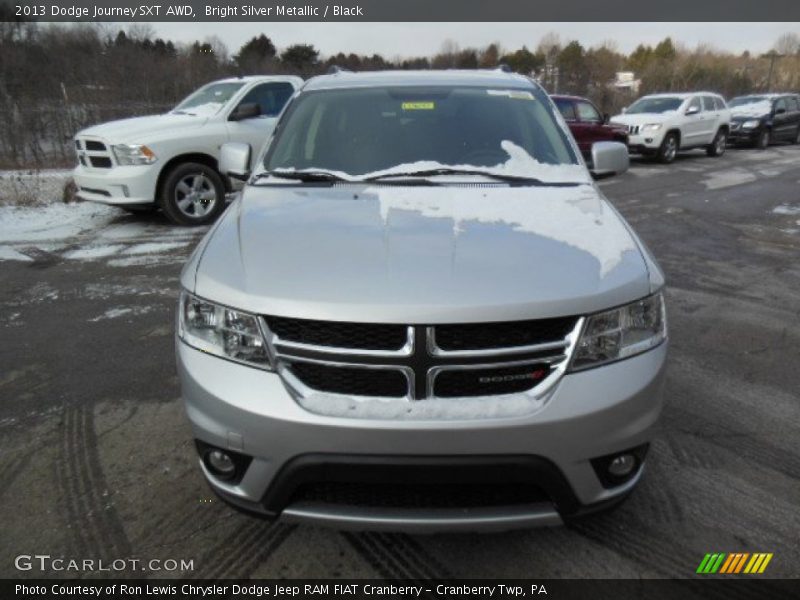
(302, 69, 537, 91)
(639, 92, 722, 99)
(212, 75, 303, 85)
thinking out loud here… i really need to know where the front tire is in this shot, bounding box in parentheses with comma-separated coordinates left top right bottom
(756, 129, 770, 150)
(159, 162, 226, 226)
(706, 129, 727, 157)
(657, 132, 678, 164)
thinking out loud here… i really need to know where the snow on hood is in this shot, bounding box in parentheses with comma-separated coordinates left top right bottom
(730, 101, 772, 118)
(374, 184, 633, 277)
(78, 113, 208, 143)
(268, 140, 591, 185)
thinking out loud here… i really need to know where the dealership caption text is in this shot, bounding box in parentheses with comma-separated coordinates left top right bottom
(16, 584, 549, 597)
(15, 3, 365, 19)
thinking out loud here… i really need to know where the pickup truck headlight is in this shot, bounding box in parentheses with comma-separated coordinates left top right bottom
(641, 123, 663, 132)
(570, 292, 666, 371)
(112, 144, 157, 165)
(178, 291, 272, 370)
(741, 119, 761, 129)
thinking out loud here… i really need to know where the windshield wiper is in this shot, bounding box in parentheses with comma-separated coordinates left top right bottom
(365, 168, 571, 187)
(255, 170, 348, 183)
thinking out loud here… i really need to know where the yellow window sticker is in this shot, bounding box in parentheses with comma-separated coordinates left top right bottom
(402, 101, 435, 110)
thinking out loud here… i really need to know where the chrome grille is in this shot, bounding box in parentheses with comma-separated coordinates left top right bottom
(75, 137, 114, 169)
(264, 316, 582, 403)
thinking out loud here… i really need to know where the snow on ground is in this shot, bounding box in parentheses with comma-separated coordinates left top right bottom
(773, 204, 800, 216)
(0, 169, 206, 264)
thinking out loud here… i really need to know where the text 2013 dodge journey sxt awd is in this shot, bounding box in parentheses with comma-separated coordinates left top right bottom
(176, 69, 667, 532)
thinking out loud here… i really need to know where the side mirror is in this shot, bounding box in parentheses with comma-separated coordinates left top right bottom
(219, 142, 251, 181)
(621, 107, 628, 114)
(229, 102, 261, 122)
(775, 107, 786, 115)
(590, 141, 629, 178)
(685, 106, 700, 116)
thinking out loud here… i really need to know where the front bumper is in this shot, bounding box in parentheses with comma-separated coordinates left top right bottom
(178, 340, 667, 531)
(728, 125, 761, 145)
(73, 163, 159, 205)
(627, 130, 666, 153)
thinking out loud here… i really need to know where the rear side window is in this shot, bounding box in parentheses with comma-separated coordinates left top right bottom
(702, 96, 716, 111)
(237, 82, 295, 118)
(576, 101, 602, 122)
(774, 98, 788, 113)
(790, 97, 800, 111)
(553, 98, 577, 121)
(714, 97, 726, 111)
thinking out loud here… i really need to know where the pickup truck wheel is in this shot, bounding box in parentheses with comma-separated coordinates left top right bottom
(756, 129, 770, 150)
(160, 163, 226, 226)
(706, 129, 727, 157)
(657, 133, 678, 164)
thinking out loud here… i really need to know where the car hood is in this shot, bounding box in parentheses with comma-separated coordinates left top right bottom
(610, 113, 673, 126)
(77, 113, 209, 143)
(190, 183, 652, 323)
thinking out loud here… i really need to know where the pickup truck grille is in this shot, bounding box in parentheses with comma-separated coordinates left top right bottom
(264, 316, 582, 404)
(75, 137, 114, 169)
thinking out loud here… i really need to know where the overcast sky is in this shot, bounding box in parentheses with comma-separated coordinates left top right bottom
(144, 22, 796, 57)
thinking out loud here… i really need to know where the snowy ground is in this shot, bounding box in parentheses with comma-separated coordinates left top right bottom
(0, 170, 206, 267)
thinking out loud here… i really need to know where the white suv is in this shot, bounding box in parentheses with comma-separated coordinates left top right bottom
(73, 76, 302, 225)
(611, 93, 730, 163)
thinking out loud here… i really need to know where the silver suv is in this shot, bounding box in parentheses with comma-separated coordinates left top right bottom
(176, 70, 667, 532)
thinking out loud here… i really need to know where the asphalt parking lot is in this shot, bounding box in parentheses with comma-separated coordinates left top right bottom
(1, 145, 799, 583)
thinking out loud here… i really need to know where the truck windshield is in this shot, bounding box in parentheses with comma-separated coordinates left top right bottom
(626, 97, 683, 114)
(263, 86, 579, 180)
(173, 82, 245, 116)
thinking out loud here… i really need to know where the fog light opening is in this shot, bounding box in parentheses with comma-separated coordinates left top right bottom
(206, 450, 236, 480)
(608, 453, 636, 477)
(590, 443, 649, 489)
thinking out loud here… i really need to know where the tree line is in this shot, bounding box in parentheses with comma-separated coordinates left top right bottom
(1, 19, 798, 168)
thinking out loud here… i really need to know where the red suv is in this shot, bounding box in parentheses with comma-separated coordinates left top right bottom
(552, 95, 629, 157)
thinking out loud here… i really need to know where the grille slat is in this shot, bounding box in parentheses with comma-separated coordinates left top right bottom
(434, 317, 576, 352)
(267, 316, 407, 351)
(289, 361, 408, 398)
(434, 364, 551, 398)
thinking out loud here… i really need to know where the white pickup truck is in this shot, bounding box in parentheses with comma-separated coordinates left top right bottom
(73, 75, 303, 225)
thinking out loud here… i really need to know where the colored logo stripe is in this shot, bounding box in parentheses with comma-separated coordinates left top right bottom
(697, 553, 773, 574)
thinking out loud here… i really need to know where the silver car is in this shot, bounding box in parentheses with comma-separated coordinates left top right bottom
(176, 69, 667, 532)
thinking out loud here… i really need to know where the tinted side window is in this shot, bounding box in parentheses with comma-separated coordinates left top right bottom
(687, 97, 702, 113)
(714, 97, 726, 111)
(774, 98, 788, 113)
(786, 97, 799, 111)
(554, 98, 577, 121)
(576, 101, 602, 122)
(702, 96, 716, 111)
(237, 82, 295, 118)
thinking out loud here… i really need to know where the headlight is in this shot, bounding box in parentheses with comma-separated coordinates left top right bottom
(641, 123, 662, 132)
(570, 292, 666, 371)
(178, 291, 271, 370)
(112, 144, 157, 165)
(741, 119, 760, 129)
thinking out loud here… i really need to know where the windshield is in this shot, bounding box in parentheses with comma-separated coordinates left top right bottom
(626, 97, 684, 114)
(173, 82, 245, 116)
(263, 85, 580, 181)
(729, 96, 769, 107)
